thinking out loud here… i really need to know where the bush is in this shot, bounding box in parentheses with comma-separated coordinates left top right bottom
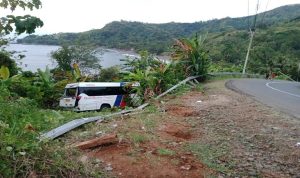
(122, 51, 184, 102)
(0, 86, 101, 177)
(172, 35, 210, 78)
(97, 66, 120, 82)
(0, 51, 19, 76)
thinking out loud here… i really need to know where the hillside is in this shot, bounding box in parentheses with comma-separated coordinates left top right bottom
(18, 4, 300, 54)
(205, 17, 300, 77)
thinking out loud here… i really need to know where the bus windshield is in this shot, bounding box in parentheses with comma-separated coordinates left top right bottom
(65, 88, 77, 97)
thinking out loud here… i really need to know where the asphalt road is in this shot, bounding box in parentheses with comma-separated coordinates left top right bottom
(227, 79, 300, 119)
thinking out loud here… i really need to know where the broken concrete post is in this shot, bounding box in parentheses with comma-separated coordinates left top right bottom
(75, 134, 118, 149)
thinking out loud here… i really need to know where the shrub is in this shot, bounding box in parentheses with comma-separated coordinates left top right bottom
(0, 87, 101, 177)
(172, 34, 210, 78)
(0, 51, 18, 76)
(97, 66, 120, 82)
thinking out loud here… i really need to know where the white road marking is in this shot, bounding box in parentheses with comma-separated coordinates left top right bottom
(266, 82, 300, 98)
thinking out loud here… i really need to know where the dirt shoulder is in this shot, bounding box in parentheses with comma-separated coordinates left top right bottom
(190, 80, 300, 177)
(68, 80, 300, 177)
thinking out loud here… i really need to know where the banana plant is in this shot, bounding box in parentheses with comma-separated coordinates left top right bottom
(124, 67, 158, 101)
(0, 66, 10, 80)
(36, 66, 53, 88)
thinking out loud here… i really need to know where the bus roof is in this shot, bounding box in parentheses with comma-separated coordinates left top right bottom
(65, 82, 139, 88)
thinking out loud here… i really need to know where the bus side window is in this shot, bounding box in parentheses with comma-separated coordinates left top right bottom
(77, 87, 128, 96)
(78, 87, 107, 96)
(106, 87, 127, 95)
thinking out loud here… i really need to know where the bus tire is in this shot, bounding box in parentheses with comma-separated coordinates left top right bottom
(100, 104, 111, 111)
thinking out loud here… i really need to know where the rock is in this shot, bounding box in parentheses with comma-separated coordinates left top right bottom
(247, 157, 254, 161)
(170, 142, 179, 147)
(105, 163, 113, 171)
(75, 134, 118, 150)
(249, 171, 257, 176)
(255, 163, 263, 169)
(95, 131, 103, 136)
(79, 155, 89, 163)
(180, 156, 187, 159)
(93, 158, 103, 164)
(180, 165, 191, 170)
(79, 131, 88, 136)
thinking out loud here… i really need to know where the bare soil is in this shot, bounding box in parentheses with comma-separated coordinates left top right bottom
(189, 81, 300, 177)
(72, 80, 300, 178)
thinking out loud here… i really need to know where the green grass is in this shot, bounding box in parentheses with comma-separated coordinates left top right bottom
(157, 148, 175, 156)
(186, 142, 232, 174)
(145, 104, 158, 113)
(129, 133, 148, 145)
(194, 84, 205, 92)
(206, 73, 264, 82)
(0, 91, 106, 177)
(141, 116, 157, 132)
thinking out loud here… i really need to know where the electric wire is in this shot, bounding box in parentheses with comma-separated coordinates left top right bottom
(260, 0, 271, 27)
(252, 0, 260, 31)
(247, 0, 250, 30)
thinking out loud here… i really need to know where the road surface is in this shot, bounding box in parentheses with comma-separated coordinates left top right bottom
(227, 79, 300, 118)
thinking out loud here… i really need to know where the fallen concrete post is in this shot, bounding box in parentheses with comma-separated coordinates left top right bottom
(75, 134, 118, 150)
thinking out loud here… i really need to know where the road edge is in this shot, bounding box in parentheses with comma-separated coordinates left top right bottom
(224, 79, 252, 98)
(225, 79, 300, 119)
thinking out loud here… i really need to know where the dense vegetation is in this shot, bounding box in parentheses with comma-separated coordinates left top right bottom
(206, 18, 300, 79)
(1, 2, 300, 176)
(18, 4, 300, 79)
(0, 1, 102, 176)
(1, 31, 210, 176)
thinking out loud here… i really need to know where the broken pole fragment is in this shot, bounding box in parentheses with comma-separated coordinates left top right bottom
(75, 134, 118, 150)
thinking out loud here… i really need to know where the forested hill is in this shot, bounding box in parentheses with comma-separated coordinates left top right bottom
(206, 18, 300, 70)
(18, 4, 300, 54)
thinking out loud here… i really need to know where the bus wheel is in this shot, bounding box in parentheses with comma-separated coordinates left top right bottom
(100, 104, 111, 111)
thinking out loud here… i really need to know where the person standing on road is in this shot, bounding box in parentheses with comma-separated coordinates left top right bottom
(265, 72, 269, 80)
(271, 72, 276, 80)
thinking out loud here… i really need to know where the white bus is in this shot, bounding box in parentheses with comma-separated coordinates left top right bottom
(59, 82, 136, 111)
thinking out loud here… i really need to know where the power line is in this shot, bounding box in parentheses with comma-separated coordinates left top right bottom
(260, 0, 271, 27)
(252, 0, 260, 31)
(248, 0, 250, 30)
(242, 0, 261, 74)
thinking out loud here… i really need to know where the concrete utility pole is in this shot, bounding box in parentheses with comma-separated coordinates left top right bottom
(242, 30, 255, 75)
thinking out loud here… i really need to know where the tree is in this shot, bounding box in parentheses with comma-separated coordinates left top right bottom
(0, 0, 44, 76)
(51, 45, 102, 75)
(98, 66, 120, 82)
(51, 46, 73, 71)
(0, 0, 43, 35)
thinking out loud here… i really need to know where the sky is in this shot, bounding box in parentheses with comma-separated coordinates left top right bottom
(1, 0, 300, 34)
